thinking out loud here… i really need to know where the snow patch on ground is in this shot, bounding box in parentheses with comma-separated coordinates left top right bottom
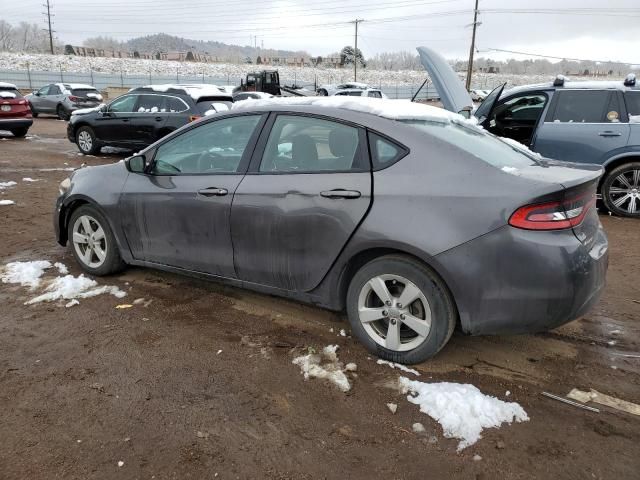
(22, 177, 39, 182)
(377, 359, 420, 376)
(292, 345, 353, 392)
(0, 199, 16, 205)
(26, 274, 127, 305)
(399, 377, 529, 451)
(0, 181, 17, 189)
(1, 260, 52, 289)
(1, 260, 126, 305)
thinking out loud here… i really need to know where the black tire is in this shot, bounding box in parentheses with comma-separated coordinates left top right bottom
(57, 104, 70, 121)
(67, 204, 126, 276)
(11, 128, 29, 138)
(601, 162, 640, 218)
(29, 104, 38, 117)
(75, 126, 101, 155)
(346, 255, 456, 364)
(317, 89, 328, 96)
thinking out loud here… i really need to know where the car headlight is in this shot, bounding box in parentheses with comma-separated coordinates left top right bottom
(59, 178, 71, 195)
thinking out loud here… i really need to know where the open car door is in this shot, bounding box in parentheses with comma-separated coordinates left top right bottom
(472, 83, 506, 127)
(416, 46, 474, 116)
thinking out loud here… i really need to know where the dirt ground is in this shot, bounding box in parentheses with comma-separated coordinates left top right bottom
(1, 118, 639, 480)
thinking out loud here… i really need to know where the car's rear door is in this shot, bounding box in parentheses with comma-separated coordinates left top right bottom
(46, 84, 63, 111)
(31, 85, 50, 112)
(130, 94, 171, 146)
(230, 112, 372, 292)
(119, 113, 266, 276)
(534, 90, 630, 164)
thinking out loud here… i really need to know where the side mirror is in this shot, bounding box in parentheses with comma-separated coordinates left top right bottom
(127, 154, 147, 173)
(33, 91, 40, 96)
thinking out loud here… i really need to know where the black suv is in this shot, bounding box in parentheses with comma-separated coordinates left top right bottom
(67, 84, 233, 155)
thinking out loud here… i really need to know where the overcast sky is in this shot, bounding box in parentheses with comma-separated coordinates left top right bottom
(2, 0, 639, 63)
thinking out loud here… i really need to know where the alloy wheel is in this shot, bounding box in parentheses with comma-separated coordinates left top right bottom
(357, 274, 432, 352)
(72, 215, 108, 268)
(608, 169, 640, 215)
(78, 131, 93, 153)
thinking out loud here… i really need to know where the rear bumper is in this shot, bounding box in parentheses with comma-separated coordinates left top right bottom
(0, 118, 33, 130)
(436, 223, 608, 335)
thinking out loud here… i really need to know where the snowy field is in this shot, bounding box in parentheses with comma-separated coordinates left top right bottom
(0, 52, 622, 90)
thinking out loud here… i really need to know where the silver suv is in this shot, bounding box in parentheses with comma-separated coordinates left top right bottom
(418, 47, 640, 218)
(26, 83, 103, 121)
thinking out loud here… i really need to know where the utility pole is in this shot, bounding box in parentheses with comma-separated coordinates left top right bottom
(465, 0, 479, 91)
(351, 18, 364, 82)
(43, 0, 54, 54)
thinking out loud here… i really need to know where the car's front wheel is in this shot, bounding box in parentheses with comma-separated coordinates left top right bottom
(68, 205, 126, 276)
(76, 126, 100, 155)
(317, 89, 328, 96)
(29, 104, 38, 117)
(346, 255, 456, 364)
(601, 162, 640, 217)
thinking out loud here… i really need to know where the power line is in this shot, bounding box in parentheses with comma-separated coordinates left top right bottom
(483, 48, 639, 66)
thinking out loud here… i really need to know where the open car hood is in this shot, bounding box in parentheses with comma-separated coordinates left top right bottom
(417, 46, 474, 116)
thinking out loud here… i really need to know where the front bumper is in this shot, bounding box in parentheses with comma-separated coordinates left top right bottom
(0, 118, 33, 130)
(436, 223, 608, 335)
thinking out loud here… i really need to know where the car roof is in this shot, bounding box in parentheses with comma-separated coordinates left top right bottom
(231, 96, 464, 126)
(502, 79, 639, 98)
(59, 83, 97, 90)
(131, 84, 233, 101)
(0, 82, 18, 89)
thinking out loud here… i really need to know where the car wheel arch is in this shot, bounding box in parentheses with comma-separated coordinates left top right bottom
(334, 247, 461, 329)
(59, 196, 113, 246)
(599, 154, 640, 189)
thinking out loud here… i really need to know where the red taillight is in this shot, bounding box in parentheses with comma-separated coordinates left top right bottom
(509, 192, 596, 231)
(68, 95, 81, 102)
(189, 115, 201, 122)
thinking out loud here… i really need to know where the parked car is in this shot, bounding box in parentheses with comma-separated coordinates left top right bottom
(417, 46, 640, 217)
(54, 97, 608, 364)
(470, 89, 490, 101)
(25, 83, 103, 120)
(0, 82, 33, 137)
(233, 91, 274, 101)
(331, 88, 386, 99)
(317, 82, 378, 96)
(66, 84, 233, 155)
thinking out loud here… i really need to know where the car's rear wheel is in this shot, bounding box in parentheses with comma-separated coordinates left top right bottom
(601, 162, 640, 217)
(57, 104, 70, 121)
(11, 128, 28, 138)
(346, 255, 456, 364)
(76, 126, 100, 155)
(317, 89, 328, 96)
(68, 205, 126, 276)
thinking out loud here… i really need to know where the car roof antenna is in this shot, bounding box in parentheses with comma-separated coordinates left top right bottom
(411, 76, 430, 103)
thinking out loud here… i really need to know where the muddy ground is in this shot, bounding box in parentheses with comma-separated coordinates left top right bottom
(1, 118, 639, 480)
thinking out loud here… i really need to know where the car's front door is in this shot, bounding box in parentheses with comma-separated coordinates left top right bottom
(32, 85, 51, 112)
(230, 113, 372, 291)
(94, 94, 138, 143)
(119, 113, 265, 276)
(533, 90, 630, 164)
(46, 84, 64, 112)
(485, 92, 549, 146)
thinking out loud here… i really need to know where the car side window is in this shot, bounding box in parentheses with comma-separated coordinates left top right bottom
(135, 94, 166, 113)
(49, 85, 61, 95)
(38, 85, 50, 95)
(109, 95, 137, 113)
(166, 96, 188, 113)
(624, 92, 640, 118)
(493, 94, 547, 123)
(259, 115, 363, 173)
(367, 91, 382, 98)
(151, 115, 262, 175)
(368, 132, 406, 169)
(548, 90, 612, 123)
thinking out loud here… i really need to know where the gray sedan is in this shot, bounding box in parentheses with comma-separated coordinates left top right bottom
(54, 98, 608, 364)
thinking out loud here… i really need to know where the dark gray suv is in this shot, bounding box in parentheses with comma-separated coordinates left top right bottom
(418, 47, 640, 217)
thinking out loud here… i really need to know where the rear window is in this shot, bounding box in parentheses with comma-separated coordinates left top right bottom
(196, 97, 233, 115)
(71, 88, 98, 97)
(401, 119, 539, 169)
(0, 87, 21, 99)
(367, 91, 383, 98)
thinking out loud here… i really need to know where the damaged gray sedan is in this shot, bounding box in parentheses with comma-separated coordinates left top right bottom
(54, 96, 608, 364)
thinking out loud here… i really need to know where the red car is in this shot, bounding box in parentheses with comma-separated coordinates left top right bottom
(0, 82, 33, 137)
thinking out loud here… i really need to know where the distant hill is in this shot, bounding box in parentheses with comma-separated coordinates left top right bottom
(119, 33, 309, 62)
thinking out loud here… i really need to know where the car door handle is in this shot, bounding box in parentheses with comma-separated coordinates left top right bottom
(320, 189, 361, 199)
(122, 118, 129, 122)
(598, 131, 622, 137)
(155, 117, 163, 121)
(198, 187, 228, 197)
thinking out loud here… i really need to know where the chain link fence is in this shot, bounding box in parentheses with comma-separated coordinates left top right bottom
(1, 68, 442, 100)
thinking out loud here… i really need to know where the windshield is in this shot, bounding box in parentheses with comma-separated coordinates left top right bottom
(71, 88, 99, 97)
(400, 119, 540, 169)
